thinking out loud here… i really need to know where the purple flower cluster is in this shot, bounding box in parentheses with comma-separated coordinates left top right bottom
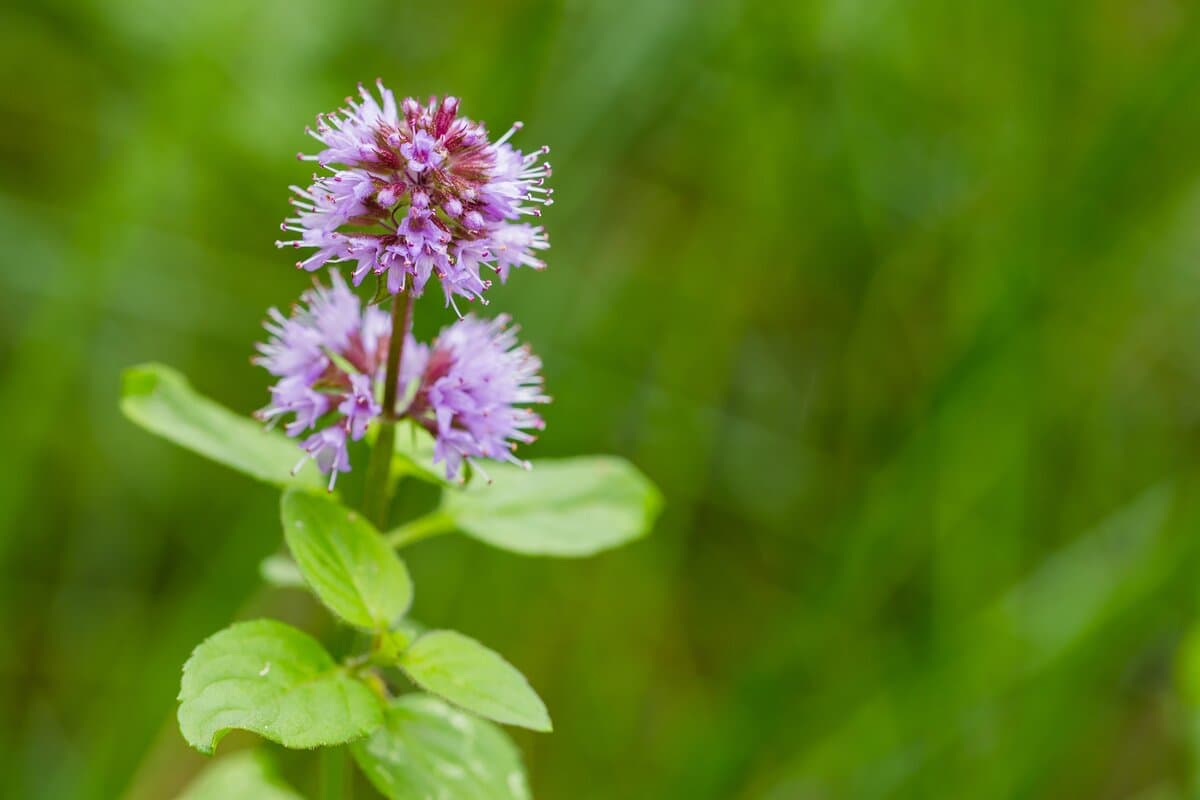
(401, 314, 549, 480)
(256, 272, 547, 487)
(278, 81, 552, 312)
(254, 272, 387, 489)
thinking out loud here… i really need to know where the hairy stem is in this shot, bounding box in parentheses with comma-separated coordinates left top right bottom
(362, 290, 413, 528)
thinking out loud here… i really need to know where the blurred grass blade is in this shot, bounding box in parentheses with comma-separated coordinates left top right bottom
(992, 485, 1174, 669)
(779, 485, 1176, 796)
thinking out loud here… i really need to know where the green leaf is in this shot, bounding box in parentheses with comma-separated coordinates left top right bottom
(391, 420, 455, 487)
(121, 363, 322, 489)
(398, 630, 551, 732)
(176, 750, 304, 800)
(280, 490, 414, 630)
(394, 616, 429, 643)
(259, 554, 306, 589)
(178, 619, 382, 754)
(368, 273, 391, 306)
(385, 510, 455, 549)
(351, 694, 531, 800)
(440, 456, 662, 557)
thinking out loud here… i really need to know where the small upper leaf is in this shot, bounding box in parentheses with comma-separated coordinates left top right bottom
(121, 363, 321, 488)
(351, 694, 531, 800)
(178, 619, 382, 754)
(440, 456, 662, 557)
(391, 420, 455, 487)
(176, 750, 303, 800)
(281, 489, 414, 630)
(398, 630, 551, 732)
(259, 554, 306, 589)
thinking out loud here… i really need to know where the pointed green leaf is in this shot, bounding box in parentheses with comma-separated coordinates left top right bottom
(398, 630, 551, 732)
(121, 363, 322, 488)
(178, 619, 382, 754)
(394, 616, 429, 643)
(176, 750, 304, 800)
(391, 420, 455, 487)
(259, 554, 306, 589)
(440, 456, 662, 557)
(351, 694, 531, 800)
(281, 490, 414, 630)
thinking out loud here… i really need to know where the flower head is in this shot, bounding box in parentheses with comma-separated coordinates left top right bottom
(401, 314, 549, 481)
(278, 82, 553, 313)
(254, 272, 392, 489)
(256, 271, 547, 486)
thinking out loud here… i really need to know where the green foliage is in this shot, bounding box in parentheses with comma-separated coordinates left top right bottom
(280, 489, 414, 630)
(351, 694, 531, 800)
(385, 510, 456, 549)
(391, 421, 454, 488)
(440, 456, 662, 556)
(1177, 625, 1200, 707)
(121, 363, 323, 489)
(124, 360, 653, 789)
(175, 751, 303, 800)
(124, 360, 651, 792)
(178, 619, 382, 754)
(398, 630, 552, 732)
(259, 553, 306, 589)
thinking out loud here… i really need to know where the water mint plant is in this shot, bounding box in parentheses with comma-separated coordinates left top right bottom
(120, 82, 660, 799)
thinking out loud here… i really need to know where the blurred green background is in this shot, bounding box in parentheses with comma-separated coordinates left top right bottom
(6, 0, 1200, 797)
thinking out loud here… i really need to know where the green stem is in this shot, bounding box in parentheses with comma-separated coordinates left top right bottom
(386, 509, 455, 549)
(362, 290, 413, 528)
(362, 425, 395, 528)
(319, 746, 348, 800)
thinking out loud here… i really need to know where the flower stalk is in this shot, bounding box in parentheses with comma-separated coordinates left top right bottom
(362, 290, 412, 527)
